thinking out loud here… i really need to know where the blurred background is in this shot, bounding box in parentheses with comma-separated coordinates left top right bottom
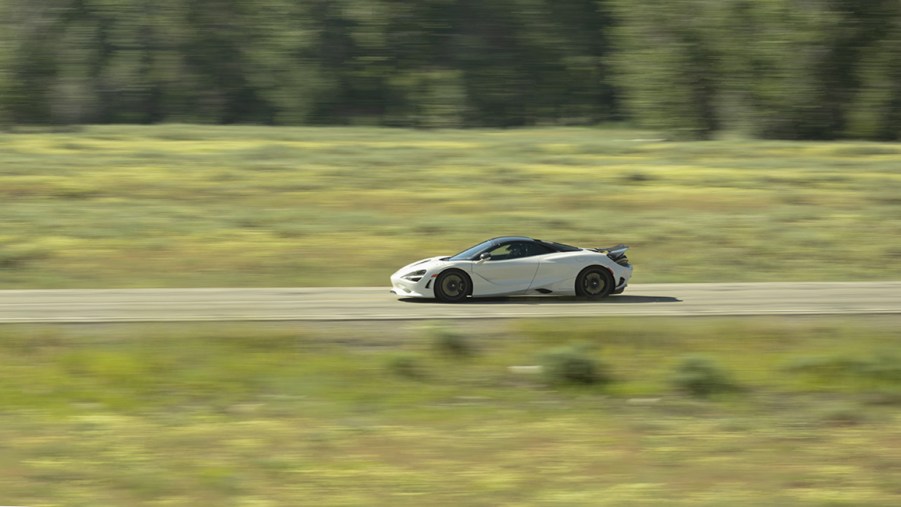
(1, 0, 901, 288)
(1, 2, 901, 506)
(1, 0, 900, 139)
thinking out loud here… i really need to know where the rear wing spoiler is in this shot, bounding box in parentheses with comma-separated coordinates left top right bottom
(590, 244, 629, 261)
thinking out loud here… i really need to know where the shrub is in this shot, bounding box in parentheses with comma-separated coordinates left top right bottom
(540, 345, 610, 387)
(429, 326, 475, 359)
(670, 356, 737, 398)
(860, 354, 901, 385)
(386, 353, 426, 380)
(0, 243, 51, 269)
(818, 404, 867, 427)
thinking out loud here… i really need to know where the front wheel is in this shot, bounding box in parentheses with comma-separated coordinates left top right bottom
(575, 267, 615, 299)
(434, 269, 470, 303)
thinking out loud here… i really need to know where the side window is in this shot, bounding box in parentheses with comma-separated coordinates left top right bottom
(520, 242, 554, 257)
(485, 243, 514, 260)
(488, 241, 553, 260)
(506, 242, 531, 259)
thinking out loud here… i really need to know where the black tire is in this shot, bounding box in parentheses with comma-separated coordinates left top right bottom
(434, 269, 471, 303)
(575, 266, 615, 299)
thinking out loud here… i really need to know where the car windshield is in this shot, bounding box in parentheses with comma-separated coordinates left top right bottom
(448, 239, 497, 261)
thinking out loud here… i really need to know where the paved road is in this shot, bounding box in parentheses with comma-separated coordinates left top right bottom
(0, 282, 899, 323)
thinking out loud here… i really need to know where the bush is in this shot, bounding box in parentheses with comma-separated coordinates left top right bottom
(387, 353, 426, 380)
(860, 354, 901, 385)
(540, 345, 610, 387)
(429, 326, 475, 359)
(818, 404, 868, 427)
(670, 356, 738, 398)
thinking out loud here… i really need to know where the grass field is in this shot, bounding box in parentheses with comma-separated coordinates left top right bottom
(2, 126, 900, 505)
(0, 317, 899, 506)
(1, 125, 900, 287)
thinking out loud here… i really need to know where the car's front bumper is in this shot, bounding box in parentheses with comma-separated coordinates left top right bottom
(389, 272, 434, 299)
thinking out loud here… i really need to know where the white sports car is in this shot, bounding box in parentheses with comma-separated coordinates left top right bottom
(390, 236, 632, 303)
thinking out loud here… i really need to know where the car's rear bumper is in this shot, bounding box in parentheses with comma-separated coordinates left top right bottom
(611, 264, 632, 294)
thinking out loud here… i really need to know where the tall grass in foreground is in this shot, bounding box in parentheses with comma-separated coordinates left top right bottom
(0, 125, 900, 287)
(0, 317, 899, 505)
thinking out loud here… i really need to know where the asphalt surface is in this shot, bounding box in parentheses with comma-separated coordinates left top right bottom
(0, 282, 899, 323)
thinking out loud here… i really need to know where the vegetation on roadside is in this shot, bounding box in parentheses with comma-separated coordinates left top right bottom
(669, 355, 740, 398)
(0, 317, 899, 505)
(540, 343, 610, 386)
(1, 125, 900, 288)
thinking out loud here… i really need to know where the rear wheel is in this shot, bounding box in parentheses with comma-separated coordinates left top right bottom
(575, 267, 615, 299)
(434, 269, 470, 303)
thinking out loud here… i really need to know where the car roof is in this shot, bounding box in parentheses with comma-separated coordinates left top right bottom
(488, 236, 535, 243)
(486, 237, 583, 252)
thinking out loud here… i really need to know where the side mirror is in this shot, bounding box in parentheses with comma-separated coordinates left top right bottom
(478, 252, 491, 262)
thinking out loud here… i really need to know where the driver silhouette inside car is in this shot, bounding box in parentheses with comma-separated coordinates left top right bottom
(488, 242, 529, 261)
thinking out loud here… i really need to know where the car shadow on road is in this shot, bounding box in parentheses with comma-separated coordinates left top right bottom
(399, 295, 682, 305)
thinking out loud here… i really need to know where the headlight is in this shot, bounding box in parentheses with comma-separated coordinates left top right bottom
(401, 269, 427, 282)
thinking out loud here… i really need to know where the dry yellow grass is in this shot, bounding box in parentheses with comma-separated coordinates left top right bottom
(1, 125, 899, 287)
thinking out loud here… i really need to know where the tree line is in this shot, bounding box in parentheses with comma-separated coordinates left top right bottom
(1, 0, 899, 139)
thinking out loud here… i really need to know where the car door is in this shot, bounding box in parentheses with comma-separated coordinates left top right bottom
(470, 241, 542, 296)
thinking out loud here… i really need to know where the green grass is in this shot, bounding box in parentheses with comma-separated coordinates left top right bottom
(0, 317, 899, 505)
(1, 125, 900, 287)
